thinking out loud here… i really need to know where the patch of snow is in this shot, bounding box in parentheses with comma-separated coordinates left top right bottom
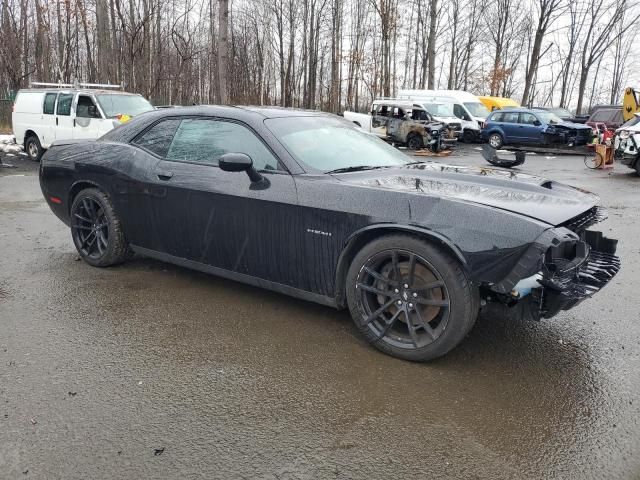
(0, 134, 23, 154)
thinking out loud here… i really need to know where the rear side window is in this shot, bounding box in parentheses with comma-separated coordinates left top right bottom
(133, 118, 182, 157)
(43, 93, 57, 115)
(56, 93, 74, 116)
(501, 112, 519, 123)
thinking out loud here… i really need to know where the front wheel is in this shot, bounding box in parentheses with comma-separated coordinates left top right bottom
(407, 133, 424, 150)
(70, 188, 132, 267)
(346, 235, 478, 362)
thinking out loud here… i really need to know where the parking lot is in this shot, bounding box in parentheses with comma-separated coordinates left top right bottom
(1, 145, 639, 479)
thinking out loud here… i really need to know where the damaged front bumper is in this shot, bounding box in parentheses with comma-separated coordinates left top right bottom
(486, 208, 620, 320)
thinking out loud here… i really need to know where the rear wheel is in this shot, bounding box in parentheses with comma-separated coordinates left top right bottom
(25, 135, 43, 161)
(70, 188, 132, 267)
(407, 133, 424, 150)
(488, 133, 504, 149)
(346, 235, 478, 362)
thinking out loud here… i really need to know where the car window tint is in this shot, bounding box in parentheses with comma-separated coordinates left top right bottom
(520, 113, 538, 125)
(502, 112, 519, 123)
(166, 119, 281, 171)
(56, 93, 74, 116)
(591, 110, 609, 122)
(492, 113, 504, 122)
(133, 118, 182, 157)
(43, 93, 57, 115)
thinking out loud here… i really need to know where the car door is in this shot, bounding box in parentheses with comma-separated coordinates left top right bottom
(54, 92, 75, 141)
(499, 111, 521, 142)
(39, 92, 58, 147)
(132, 116, 299, 286)
(517, 112, 543, 143)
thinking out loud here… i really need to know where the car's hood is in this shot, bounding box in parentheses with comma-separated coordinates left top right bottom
(334, 162, 599, 226)
(433, 116, 460, 123)
(555, 121, 593, 130)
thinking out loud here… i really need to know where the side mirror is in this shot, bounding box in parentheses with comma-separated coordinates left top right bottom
(88, 105, 99, 118)
(219, 152, 266, 185)
(533, 120, 541, 126)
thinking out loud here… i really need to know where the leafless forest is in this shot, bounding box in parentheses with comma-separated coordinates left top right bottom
(0, 0, 639, 115)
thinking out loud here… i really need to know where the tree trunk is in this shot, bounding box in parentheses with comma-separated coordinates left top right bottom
(217, 0, 229, 104)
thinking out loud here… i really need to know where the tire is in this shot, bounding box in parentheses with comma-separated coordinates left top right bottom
(25, 135, 43, 162)
(346, 234, 478, 362)
(407, 133, 424, 150)
(462, 130, 476, 143)
(488, 133, 504, 149)
(584, 153, 603, 169)
(70, 188, 132, 267)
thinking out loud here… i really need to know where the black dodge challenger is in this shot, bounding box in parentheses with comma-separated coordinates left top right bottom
(39, 106, 620, 361)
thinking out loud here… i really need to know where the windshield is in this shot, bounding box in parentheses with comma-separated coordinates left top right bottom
(536, 111, 564, 124)
(549, 108, 572, 118)
(463, 102, 489, 118)
(265, 116, 412, 172)
(96, 94, 154, 117)
(423, 103, 455, 117)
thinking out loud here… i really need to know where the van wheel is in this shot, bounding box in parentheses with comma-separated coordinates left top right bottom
(462, 130, 476, 143)
(25, 135, 43, 162)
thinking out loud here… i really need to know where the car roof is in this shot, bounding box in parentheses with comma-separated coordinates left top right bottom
(17, 88, 140, 96)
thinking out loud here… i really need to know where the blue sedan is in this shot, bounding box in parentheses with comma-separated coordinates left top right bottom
(481, 108, 593, 149)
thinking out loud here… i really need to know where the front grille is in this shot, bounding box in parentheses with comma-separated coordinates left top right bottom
(562, 206, 607, 233)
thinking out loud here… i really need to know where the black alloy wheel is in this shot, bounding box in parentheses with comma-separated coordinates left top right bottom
(355, 249, 450, 349)
(72, 196, 109, 260)
(346, 235, 478, 361)
(70, 188, 132, 267)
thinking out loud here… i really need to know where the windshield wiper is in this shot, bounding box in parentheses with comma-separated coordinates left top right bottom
(325, 165, 387, 174)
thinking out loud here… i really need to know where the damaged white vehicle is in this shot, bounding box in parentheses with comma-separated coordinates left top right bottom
(614, 112, 640, 175)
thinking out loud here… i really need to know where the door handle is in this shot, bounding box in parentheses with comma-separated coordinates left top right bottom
(56, 117, 59, 126)
(156, 171, 174, 180)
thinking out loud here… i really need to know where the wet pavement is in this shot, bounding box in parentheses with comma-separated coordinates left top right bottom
(1, 146, 639, 479)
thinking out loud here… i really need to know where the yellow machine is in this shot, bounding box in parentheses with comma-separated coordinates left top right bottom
(478, 96, 520, 112)
(623, 87, 639, 122)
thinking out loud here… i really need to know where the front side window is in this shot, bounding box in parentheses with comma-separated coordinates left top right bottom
(43, 93, 57, 115)
(491, 112, 505, 122)
(519, 113, 538, 125)
(133, 118, 182, 157)
(166, 119, 281, 171)
(56, 93, 74, 116)
(76, 95, 101, 118)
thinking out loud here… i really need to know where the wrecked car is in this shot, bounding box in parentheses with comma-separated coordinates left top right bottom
(39, 106, 620, 362)
(344, 99, 459, 150)
(385, 111, 449, 151)
(482, 108, 593, 149)
(614, 112, 640, 175)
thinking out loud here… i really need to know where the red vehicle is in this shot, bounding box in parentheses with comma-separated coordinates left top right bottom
(586, 106, 625, 131)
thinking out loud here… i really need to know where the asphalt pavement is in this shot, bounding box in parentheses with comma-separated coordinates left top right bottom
(1, 145, 639, 479)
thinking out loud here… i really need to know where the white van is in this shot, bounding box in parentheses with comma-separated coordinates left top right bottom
(398, 89, 490, 142)
(13, 83, 154, 160)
